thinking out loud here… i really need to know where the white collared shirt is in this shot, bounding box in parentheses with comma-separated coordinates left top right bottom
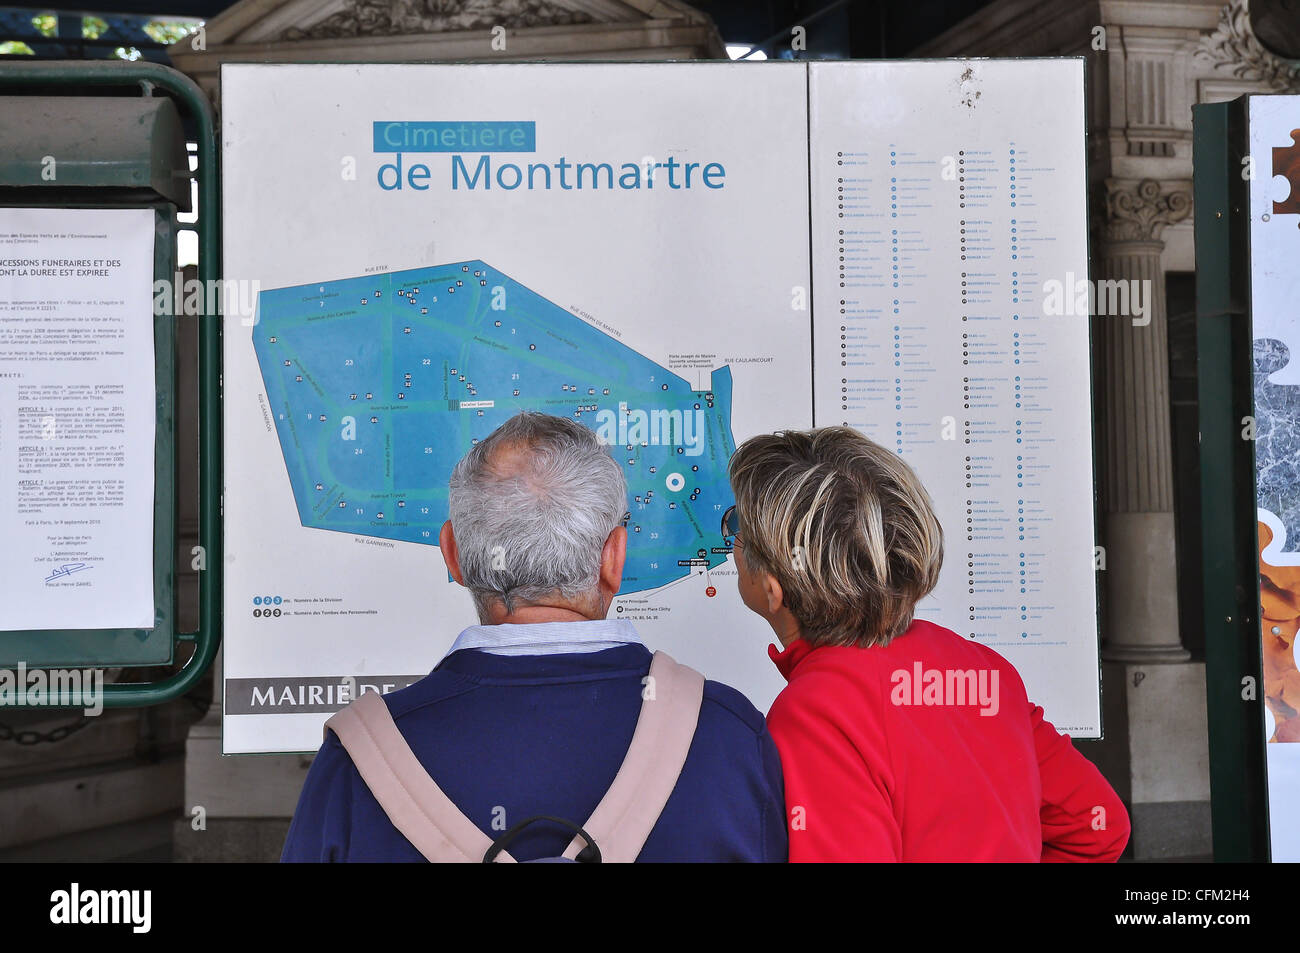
(441, 618, 644, 660)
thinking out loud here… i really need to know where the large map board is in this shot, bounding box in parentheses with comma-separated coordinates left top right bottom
(222, 61, 1099, 753)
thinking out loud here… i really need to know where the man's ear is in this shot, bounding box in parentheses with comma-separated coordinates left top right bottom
(598, 525, 627, 600)
(439, 520, 465, 587)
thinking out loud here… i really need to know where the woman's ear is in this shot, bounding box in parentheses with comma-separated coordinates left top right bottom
(761, 571, 785, 616)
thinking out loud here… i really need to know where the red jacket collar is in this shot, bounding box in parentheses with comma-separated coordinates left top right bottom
(768, 637, 816, 680)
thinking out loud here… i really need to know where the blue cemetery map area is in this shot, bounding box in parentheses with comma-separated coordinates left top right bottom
(252, 260, 737, 595)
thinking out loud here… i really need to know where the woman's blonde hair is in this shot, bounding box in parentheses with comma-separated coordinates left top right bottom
(728, 426, 943, 648)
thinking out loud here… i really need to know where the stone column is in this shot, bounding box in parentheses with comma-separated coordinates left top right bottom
(1096, 178, 1192, 662)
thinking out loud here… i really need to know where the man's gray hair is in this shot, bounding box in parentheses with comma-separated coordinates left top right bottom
(448, 411, 628, 618)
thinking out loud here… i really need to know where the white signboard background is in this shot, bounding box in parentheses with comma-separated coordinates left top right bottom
(222, 63, 812, 752)
(222, 61, 1099, 753)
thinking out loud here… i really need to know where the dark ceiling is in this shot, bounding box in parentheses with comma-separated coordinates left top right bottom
(18, 0, 998, 58)
(692, 0, 995, 58)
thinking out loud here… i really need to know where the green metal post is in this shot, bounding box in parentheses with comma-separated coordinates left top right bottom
(1192, 99, 1270, 861)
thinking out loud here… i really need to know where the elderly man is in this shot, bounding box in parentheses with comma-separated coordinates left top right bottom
(282, 411, 786, 862)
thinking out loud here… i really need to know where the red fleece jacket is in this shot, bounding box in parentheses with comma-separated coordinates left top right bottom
(766, 619, 1129, 862)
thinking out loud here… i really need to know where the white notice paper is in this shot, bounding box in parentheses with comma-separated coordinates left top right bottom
(0, 207, 157, 631)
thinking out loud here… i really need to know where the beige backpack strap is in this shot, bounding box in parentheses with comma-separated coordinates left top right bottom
(562, 650, 705, 862)
(324, 691, 515, 863)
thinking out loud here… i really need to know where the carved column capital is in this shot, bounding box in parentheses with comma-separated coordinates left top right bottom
(1101, 178, 1193, 244)
(1197, 0, 1300, 93)
(281, 0, 595, 41)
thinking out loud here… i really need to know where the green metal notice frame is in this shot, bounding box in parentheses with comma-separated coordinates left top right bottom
(0, 61, 221, 708)
(1192, 98, 1270, 862)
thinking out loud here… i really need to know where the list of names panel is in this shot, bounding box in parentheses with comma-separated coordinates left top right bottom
(809, 61, 1100, 734)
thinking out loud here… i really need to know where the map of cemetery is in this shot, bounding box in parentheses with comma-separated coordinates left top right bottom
(252, 260, 737, 595)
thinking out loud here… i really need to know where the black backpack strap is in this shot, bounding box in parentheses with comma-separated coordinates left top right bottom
(483, 816, 602, 863)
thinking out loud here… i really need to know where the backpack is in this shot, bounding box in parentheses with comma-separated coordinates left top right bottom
(324, 650, 705, 863)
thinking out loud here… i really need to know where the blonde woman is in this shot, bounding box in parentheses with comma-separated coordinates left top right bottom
(725, 426, 1128, 862)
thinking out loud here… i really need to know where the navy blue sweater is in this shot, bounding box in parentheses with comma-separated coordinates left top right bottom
(281, 644, 787, 862)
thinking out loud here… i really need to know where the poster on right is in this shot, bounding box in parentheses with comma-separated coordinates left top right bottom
(1249, 93, 1300, 861)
